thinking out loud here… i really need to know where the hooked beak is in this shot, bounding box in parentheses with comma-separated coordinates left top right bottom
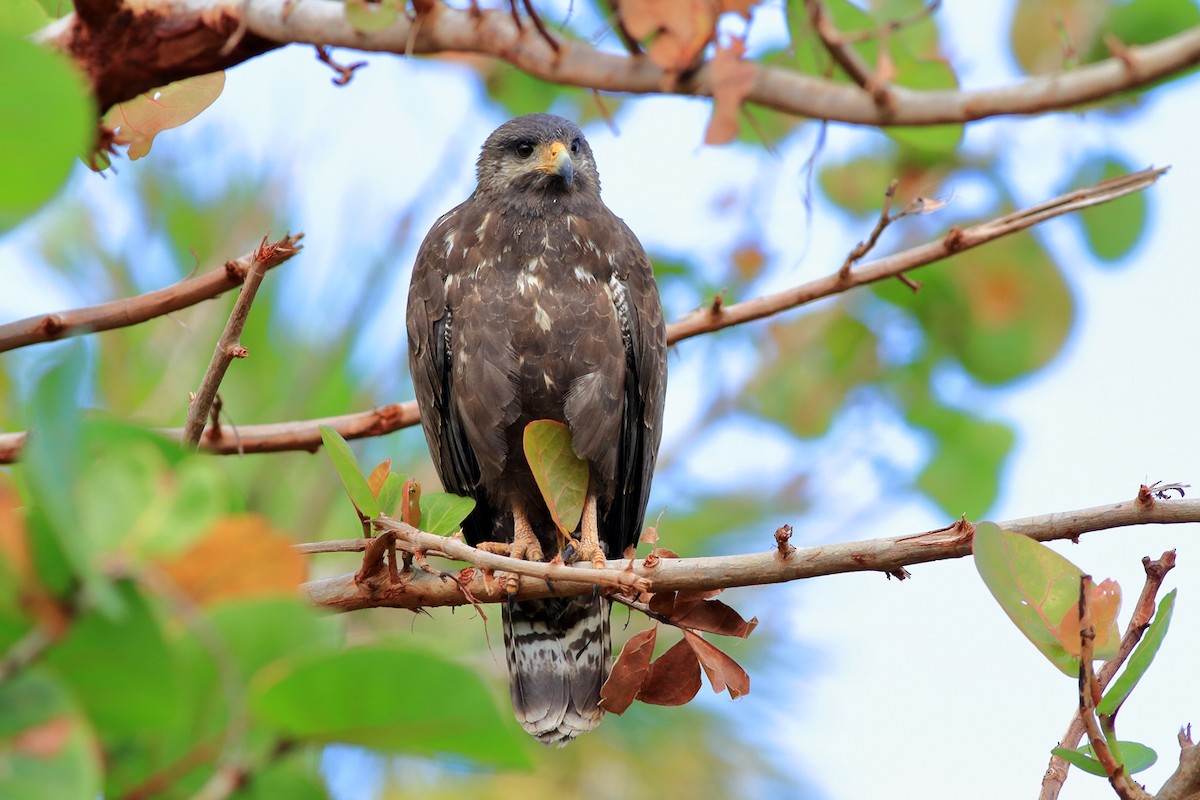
(538, 140, 574, 186)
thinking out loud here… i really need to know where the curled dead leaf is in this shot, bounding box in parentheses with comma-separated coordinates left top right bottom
(599, 626, 657, 714)
(683, 629, 750, 699)
(704, 37, 754, 146)
(636, 637, 702, 706)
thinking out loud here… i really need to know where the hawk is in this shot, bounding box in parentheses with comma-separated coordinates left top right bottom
(406, 113, 667, 745)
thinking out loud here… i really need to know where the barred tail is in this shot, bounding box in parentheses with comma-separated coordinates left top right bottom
(502, 594, 611, 746)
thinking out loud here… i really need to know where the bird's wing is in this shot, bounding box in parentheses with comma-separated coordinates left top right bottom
(406, 205, 504, 545)
(600, 218, 667, 557)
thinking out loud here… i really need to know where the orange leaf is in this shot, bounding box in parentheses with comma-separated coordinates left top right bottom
(158, 514, 306, 606)
(636, 637, 702, 706)
(0, 481, 32, 584)
(1058, 578, 1123, 659)
(599, 626, 657, 714)
(367, 459, 391, 497)
(400, 477, 421, 528)
(13, 717, 72, 758)
(620, 0, 717, 72)
(704, 37, 754, 145)
(683, 629, 750, 698)
(105, 72, 226, 159)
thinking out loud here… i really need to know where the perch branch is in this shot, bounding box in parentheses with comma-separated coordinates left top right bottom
(34, 0, 1200, 123)
(0, 166, 1167, 463)
(300, 491, 1200, 612)
(0, 233, 303, 353)
(182, 235, 299, 447)
(1038, 551, 1177, 800)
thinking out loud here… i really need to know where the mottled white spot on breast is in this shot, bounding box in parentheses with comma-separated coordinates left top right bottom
(443, 229, 455, 258)
(534, 303, 553, 332)
(574, 266, 596, 284)
(526, 257, 540, 272)
(543, 373, 556, 389)
(517, 271, 541, 296)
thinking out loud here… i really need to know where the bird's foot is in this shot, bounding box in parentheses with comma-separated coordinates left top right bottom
(477, 511, 544, 593)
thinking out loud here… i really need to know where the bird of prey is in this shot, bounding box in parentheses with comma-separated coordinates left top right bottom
(407, 113, 666, 745)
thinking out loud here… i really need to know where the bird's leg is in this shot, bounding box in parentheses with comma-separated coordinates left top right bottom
(571, 492, 607, 570)
(476, 505, 544, 593)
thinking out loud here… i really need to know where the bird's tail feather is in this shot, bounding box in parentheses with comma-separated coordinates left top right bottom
(503, 594, 611, 746)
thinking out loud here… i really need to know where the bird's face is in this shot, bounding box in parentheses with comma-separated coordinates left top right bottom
(475, 113, 600, 200)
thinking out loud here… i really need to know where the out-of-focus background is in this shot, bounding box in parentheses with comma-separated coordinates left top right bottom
(3, 0, 1198, 797)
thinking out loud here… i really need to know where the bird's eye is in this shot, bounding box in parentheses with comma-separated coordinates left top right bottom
(570, 137, 581, 154)
(515, 142, 535, 158)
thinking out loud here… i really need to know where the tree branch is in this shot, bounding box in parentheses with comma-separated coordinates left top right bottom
(0, 166, 1167, 463)
(0, 233, 303, 353)
(182, 234, 300, 447)
(1039, 551, 1176, 800)
(300, 491, 1200, 612)
(36, 0, 1200, 123)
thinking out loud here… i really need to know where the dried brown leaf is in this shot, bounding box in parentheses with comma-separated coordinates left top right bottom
(672, 596, 759, 638)
(636, 637, 702, 706)
(683, 629, 750, 699)
(599, 626, 657, 714)
(640, 525, 659, 545)
(400, 477, 421, 528)
(620, 0, 717, 72)
(648, 591, 677, 616)
(704, 37, 754, 146)
(158, 514, 307, 606)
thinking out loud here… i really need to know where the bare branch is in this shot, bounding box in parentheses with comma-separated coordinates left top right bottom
(665, 166, 1168, 344)
(1039, 551, 1177, 800)
(0, 233, 303, 353)
(300, 492, 1200, 612)
(35, 0, 1200, 124)
(0, 167, 1167, 463)
(804, 0, 889, 103)
(1158, 726, 1200, 800)
(182, 235, 300, 447)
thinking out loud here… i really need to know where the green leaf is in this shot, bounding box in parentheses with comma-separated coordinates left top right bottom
(1068, 156, 1147, 264)
(523, 420, 589, 536)
(319, 425, 380, 520)
(877, 231, 1073, 384)
(743, 306, 879, 438)
(0, 0, 50, 35)
(883, 55, 963, 154)
(1052, 741, 1158, 776)
(418, 492, 477, 536)
(1098, 589, 1176, 716)
(1087, 0, 1200, 62)
(1010, 0, 1107, 76)
(375, 472, 408, 518)
(973, 522, 1088, 676)
(21, 343, 120, 613)
(909, 404, 1014, 519)
(252, 644, 532, 768)
(42, 580, 182, 737)
(343, 0, 399, 32)
(818, 156, 899, 217)
(0, 33, 93, 232)
(0, 669, 101, 800)
(231, 751, 330, 800)
(208, 598, 341, 683)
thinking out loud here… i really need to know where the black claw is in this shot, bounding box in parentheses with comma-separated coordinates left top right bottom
(544, 578, 555, 592)
(592, 584, 600, 600)
(562, 543, 577, 563)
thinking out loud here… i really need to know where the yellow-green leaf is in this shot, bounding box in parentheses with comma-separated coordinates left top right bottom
(523, 420, 589, 536)
(103, 72, 225, 160)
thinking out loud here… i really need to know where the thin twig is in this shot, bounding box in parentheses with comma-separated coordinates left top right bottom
(183, 235, 299, 448)
(300, 492, 1200, 612)
(1077, 575, 1153, 800)
(1038, 551, 1176, 800)
(0, 233, 303, 353)
(839, 179, 898, 277)
(804, 0, 889, 102)
(314, 44, 367, 85)
(834, 0, 942, 44)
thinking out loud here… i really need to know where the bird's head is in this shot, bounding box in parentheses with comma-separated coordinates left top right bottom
(475, 113, 600, 203)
